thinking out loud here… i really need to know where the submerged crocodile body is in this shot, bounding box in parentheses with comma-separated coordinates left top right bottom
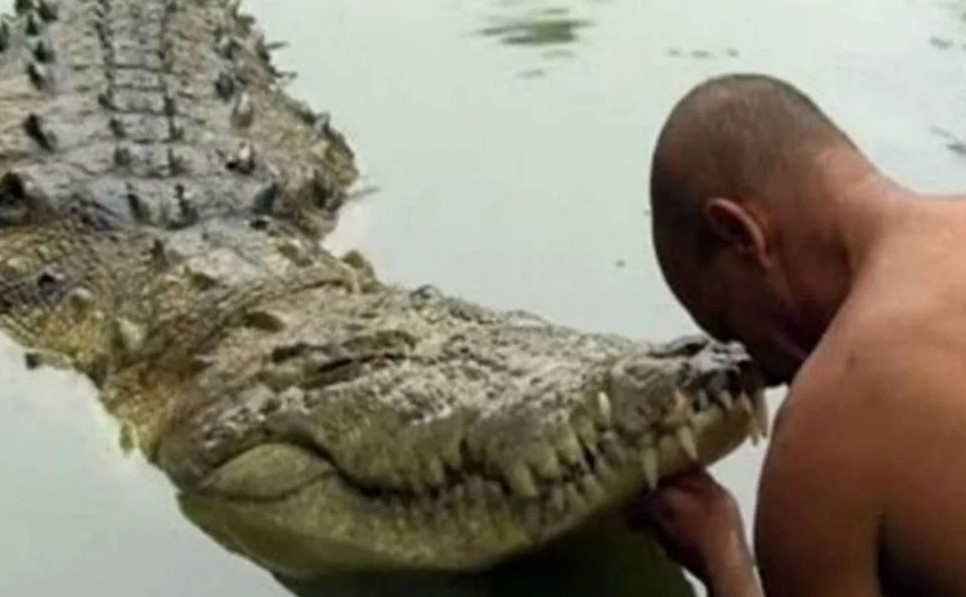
(0, 0, 769, 581)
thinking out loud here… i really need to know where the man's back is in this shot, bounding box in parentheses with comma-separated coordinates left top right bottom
(644, 73, 966, 597)
(756, 197, 966, 595)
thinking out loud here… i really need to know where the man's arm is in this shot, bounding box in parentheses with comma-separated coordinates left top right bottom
(639, 470, 762, 597)
(639, 365, 884, 597)
(752, 376, 883, 597)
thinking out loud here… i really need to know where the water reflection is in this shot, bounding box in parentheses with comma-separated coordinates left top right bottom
(472, 1, 604, 77)
(476, 7, 591, 47)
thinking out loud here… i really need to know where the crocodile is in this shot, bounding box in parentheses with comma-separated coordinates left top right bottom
(0, 0, 770, 582)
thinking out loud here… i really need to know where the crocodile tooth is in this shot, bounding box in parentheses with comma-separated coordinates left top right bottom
(596, 457, 618, 485)
(110, 317, 145, 357)
(231, 91, 254, 128)
(754, 389, 770, 439)
(580, 474, 606, 503)
(600, 432, 628, 465)
(425, 457, 446, 489)
(556, 426, 585, 466)
(748, 418, 763, 445)
(548, 486, 566, 513)
(744, 391, 765, 445)
(566, 483, 586, 511)
(573, 415, 598, 448)
(641, 446, 659, 490)
(464, 433, 486, 462)
(676, 425, 699, 462)
(37, 0, 58, 22)
(718, 389, 736, 411)
(528, 443, 563, 481)
(65, 287, 94, 318)
(696, 388, 711, 411)
(595, 391, 612, 425)
(738, 391, 753, 414)
(26, 61, 51, 91)
(502, 462, 539, 499)
(441, 440, 463, 472)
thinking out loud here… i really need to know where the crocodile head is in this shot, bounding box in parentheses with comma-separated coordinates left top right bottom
(153, 289, 768, 578)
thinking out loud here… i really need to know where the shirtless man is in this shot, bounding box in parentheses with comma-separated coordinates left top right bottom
(637, 73, 966, 596)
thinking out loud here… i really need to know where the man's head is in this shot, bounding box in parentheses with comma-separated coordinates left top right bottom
(649, 74, 862, 384)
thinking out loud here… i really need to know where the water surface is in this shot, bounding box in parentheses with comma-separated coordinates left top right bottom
(4, 1, 966, 595)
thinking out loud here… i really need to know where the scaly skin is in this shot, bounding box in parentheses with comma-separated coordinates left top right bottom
(0, 0, 769, 578)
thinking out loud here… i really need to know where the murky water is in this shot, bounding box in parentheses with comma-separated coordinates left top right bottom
(4, 1, 966, 595)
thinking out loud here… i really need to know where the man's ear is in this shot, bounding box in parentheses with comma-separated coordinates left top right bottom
(703, 198, 769, 262)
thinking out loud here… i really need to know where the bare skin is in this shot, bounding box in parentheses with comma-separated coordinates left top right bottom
(640, 139, 966, 596)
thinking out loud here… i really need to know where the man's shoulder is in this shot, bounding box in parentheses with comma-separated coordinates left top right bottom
(763, 294, 964, 498)
(790, 292, 955, 406)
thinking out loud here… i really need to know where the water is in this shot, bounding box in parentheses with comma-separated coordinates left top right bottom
(4, 0, 966, 595)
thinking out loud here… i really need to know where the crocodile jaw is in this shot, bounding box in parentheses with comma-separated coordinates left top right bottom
(178, 399, 759, 577)
(163, 332, 768, 577)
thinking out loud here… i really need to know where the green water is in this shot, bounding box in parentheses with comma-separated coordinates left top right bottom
(4, 1, 966, 595)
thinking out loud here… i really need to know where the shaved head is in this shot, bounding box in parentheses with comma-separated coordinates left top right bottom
(649, 74, 854, 274)
(647, 74, 865, 379)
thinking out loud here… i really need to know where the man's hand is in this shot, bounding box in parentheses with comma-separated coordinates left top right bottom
(627, 469, 763, 597)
